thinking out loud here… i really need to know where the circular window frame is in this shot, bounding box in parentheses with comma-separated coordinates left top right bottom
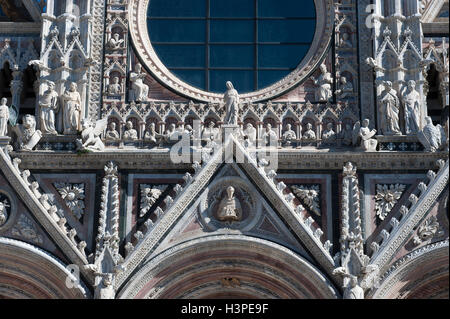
(129, 0, 334, 103)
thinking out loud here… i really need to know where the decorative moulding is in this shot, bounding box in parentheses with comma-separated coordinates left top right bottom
(128, 0, 334, 103)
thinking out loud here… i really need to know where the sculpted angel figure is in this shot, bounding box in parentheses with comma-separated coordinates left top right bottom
(401, 80, 421, 135)
(39, 81, 59, 135)
(379, 81, 401, 135)
(76, 118, 108, 151)
(130, 64, 149, 102)
(417, 116, 446, 152)
(62, 82, 82, 134)
(311, 64, 333, 102)
(217, 186, 242, 222)
(352, 119, 377, 151)
(224, 81, 239, 125)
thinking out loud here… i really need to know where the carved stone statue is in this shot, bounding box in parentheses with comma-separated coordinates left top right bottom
(224, 81, 240, 125)
(0, 199, 10, 226)
(243, 123, 257, 146)
(95, 274, 115, 299)
(339, 32, 352, 48)
(303, 123, 316, 140)
(322, 123, 336, 144)
(262, 123, 278, 146)
(401, 80, 421, 135)
(123, 121, 138, 140)
(311, 64, 333, 102)
(62, 82, 82, 134)
(130, 64, 149, 102)
(417, 116, 446, 152)
(106, 122, 120, 140)
(217, 186, 242, 222)
(13, 114, 42, 151)
(0, 97, 10, 137)
(343, 276, 364, 299)
(106, 33, 124, 51)
(341, 123, 353, 146)
(76, 118, 107, 152)
(353, 119, 377, 151)
(202, 121, 219, 142)
(39, 81, 59, 135)
(108, 76, 122, 95)
(379, 81, 401, 135)
(282, 124, 297, 146)
(144, 122, 158, 143)
(336, 76, 353, 98)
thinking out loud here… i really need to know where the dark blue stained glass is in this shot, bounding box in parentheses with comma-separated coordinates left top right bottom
(148, 20, 206, 42)
(172, 70, 206, 89)
(258, 44, 309, 68)
(209, 70, 254, 93)
(147, 0, 316, 93)
(258, 0, 316, 18)
(258, 20, 315, 43)
(149, 0, 206, 17)
(210, 45, 254, 68)
(210, 20, 254, 42)
(210, 0, 254, 17)
(153, 45, 205, 68)
(258, 70, 291, 89)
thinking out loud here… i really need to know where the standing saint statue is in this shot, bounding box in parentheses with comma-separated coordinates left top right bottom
(224, 81, 239, 125)
(130, 64, 149, 102)
(401, 80, 421, 134)
(62, 82, 82, 134)
(0, 97, 10, 137)
(39, 81, 59, 135)
(311, 64, 333, 102)
(379, 81, 401, 135)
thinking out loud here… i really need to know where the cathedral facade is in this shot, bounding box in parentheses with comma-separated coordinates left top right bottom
(0, 0, 448, 299)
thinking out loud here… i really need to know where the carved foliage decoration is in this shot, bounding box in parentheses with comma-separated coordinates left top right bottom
(375, 184, 406, 220)
(11, 215, 43, 244)
(139, 184, 168, 217)
(413, 216, 444, 246)
(291, 185, 321, 216)
(54, 183, 86, 220)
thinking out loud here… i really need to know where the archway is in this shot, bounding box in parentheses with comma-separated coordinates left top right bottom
(370, 240, 449, 299)
(117, 235, 339, 299)
(0, 237, 90, 299)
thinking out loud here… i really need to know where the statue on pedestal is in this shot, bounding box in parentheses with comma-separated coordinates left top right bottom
(311, 64, 333, 102)
(224, 81, 239, 125)
(77, 118, 108, 152)
(130, 64, 149, 102)
(379, 81, 401, 135)
(39, 81, 59, 135)
(401, 80, 421, 135)
(13, 114, 42, 151)
(0, 98, 10, 137)
(62, 82, 82, 134)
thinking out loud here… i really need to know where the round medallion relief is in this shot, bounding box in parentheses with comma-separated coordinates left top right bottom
(0, 191, 15, 230)
(198, 177, 260, 231)
(129, 0, 334, 102)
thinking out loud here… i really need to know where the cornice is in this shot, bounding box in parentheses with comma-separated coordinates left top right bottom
(11, 150, 448, 171)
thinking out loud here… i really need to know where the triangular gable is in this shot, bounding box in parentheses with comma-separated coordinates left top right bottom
(151, 162, 315, 264)
(115, 136, 335, 288)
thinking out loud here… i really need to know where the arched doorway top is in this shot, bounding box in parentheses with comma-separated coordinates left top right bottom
(117, 235, 339, 299)
(0, 237, 90, 299)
